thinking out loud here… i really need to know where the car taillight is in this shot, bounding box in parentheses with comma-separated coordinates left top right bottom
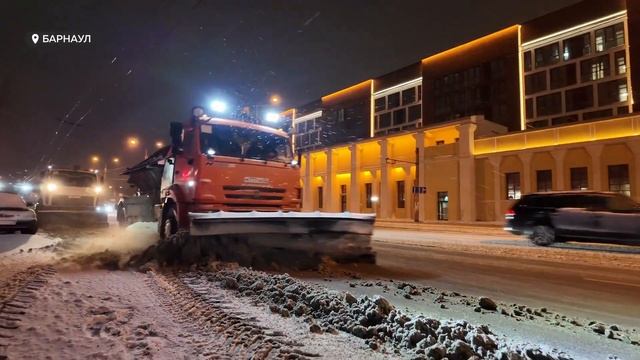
(505, 209, 515, 218)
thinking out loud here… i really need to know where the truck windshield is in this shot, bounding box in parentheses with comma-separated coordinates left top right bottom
(48, 171, 97, 187)
(200, 124, 292, 163)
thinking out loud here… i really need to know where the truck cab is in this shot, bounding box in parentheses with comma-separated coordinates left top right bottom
(36, 168, 108, 227)
(159, 109, 301, 238)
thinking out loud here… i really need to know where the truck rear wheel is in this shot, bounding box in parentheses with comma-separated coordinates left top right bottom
(159, 206, 178, 240)
(530, 225, 555, 246)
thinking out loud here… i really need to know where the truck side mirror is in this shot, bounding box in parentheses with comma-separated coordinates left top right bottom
(170, 122, 184, 152)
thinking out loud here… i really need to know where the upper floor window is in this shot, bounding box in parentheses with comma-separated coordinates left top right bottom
(615, 50, 627, 75)
(402, 88, 416, 105)
(387, 93, 400, 109)
(563, 33, 591, 61)
(595, 23, 624, 52)
(535, 43, 560, 68)
(580, 55, 609, 82)
(374, 97, 386, 112)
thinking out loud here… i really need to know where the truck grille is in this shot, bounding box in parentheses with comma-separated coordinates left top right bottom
(51, 196, 94, 207)
(222, 185, 285, 193)
(225, 194, 283, 200)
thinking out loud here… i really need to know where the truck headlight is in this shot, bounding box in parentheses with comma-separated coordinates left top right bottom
(46, 182, 58, 192)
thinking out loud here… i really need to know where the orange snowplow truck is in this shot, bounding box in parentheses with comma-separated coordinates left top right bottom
(152, 107, 375, 265)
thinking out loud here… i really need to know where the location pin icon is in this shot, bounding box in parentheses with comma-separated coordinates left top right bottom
(32, 34, 39, 44)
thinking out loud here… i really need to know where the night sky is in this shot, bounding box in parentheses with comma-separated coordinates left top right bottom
(0, 0, 579, 180)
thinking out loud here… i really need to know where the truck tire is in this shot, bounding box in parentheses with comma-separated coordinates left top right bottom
(530, 225, 555, 246)
(21, 223, 38, 235)
(159, 206, 178, 240)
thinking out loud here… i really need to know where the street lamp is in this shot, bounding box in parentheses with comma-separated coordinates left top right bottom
(155, 141, 164, 149)
(127, 137, 139, 148)
(91, 155, 100, 163)
(265, 111, 280, 123)
(210, 100, 228, 114)
(112, 157, 120, 164)
(270, 95, 281, 105)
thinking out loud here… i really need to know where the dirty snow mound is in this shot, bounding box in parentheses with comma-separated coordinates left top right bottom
(183, 263, 574, 359)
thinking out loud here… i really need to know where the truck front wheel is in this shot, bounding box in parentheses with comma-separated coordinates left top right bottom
(159, 206, 178, 240)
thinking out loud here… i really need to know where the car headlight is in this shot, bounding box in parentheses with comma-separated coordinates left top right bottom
(94, 185, 103, 194)
(46, 182, 58, 192)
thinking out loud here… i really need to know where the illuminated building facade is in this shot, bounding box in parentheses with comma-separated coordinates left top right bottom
(289, 0, 640, 222)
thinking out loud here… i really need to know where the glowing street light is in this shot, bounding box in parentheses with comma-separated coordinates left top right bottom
(270, 95, 281, 105)
(127, 137, 139, 148)
(265, 111, 280, 123)
(112, 157, 120, 164)
(210, 100, 228, 114)
(91, 155, 100, 163)
(155, 141, 164, 148)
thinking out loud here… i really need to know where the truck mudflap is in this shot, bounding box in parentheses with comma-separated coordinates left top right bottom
(152, 211, 376, 269)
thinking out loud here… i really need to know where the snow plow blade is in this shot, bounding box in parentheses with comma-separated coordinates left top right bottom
(37, 210, 108, 229)
(156, 211, 376, 269)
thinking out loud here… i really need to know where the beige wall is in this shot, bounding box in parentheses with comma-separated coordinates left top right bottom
(300, 115, 640, 223)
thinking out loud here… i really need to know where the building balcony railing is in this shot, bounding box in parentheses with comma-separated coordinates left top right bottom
(474, 114, 640, 155)
(425, 143, 459, 158)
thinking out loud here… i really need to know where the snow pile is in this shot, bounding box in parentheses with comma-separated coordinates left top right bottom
(58, 223, 159, 269)
(204, 265, 573, 359)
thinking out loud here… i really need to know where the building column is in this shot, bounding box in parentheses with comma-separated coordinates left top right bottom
(518, 152, 533, 194)
(413, 131, 426, 222)
(627, 141, 640, 201)
(349, 144, 361, 213)
(551, 149, 567, 191)
(457, 122, 477, 222)
(586, 144, 604, 190)
(324, 149, 337, 212)
(378, 139, 392, 219)
(302, 153, 312, 211)
(488, 155, 502, 222)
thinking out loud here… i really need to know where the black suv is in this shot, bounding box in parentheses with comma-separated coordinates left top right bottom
(504, 191, 640, 246)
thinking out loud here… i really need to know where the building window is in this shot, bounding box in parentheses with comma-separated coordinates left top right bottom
(378, 113, 392, 128)
(393, 108, 406, 126)
(374, 97, 386, 112)
(615, 50, 627, 75)
(436, 140, 445, 146)
(570, 167, 588, 190)
(340, 184, 347, 212)
(396, 181, 405, 209)
(525, 71, 547, 95)
(580, 55, 610, 82)
(551, 115, 578, 126)
(598, 79, 628, 106)
(408, 105, 421, 122)
(387, 93, 400, 109)
(402, 88, 416, 105)
(536, 170, 552, 192)
(595, 23, 625, 52)
(524, 51, 532, 72)
(563, 33, 591, 60)
(337, 109, 345, 122)
(505, 172, 521, 200)
(437, 192, 449, 221)
(583, 108, 613, 120)
(526, 98, 534, 119)
(550, 63, 577, 89)
(536, 92, 562, 116)
(317, 187, 323, 209)
(527, 119, 549, 128)
(365, 183, 372, 209)
(565, 85, 593, 112)
(608, 164, 630, 196)
(535, 42, 560, 68)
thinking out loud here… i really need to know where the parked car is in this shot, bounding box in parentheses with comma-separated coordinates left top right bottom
(504, 191, 640, 246)
(0, 191, 38, 234)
